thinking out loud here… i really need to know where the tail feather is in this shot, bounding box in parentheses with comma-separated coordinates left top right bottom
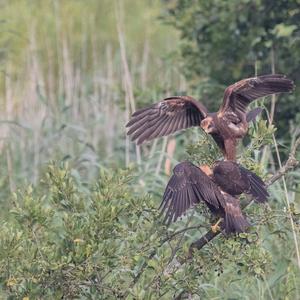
(223, 195, 250, 234)
(224, 212, 250, 234)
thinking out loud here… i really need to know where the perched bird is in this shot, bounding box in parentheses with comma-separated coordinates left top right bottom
(126, 74, 294, 160)
(160, 161, 269, 234)
(211, 161, 269, 203)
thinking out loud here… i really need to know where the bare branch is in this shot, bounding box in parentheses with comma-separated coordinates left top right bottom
(126, 223, 205, 295)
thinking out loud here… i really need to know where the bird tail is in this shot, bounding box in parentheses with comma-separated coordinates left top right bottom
(223, 195, 250, 234)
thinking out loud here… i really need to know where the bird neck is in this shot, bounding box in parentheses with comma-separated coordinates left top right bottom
(199, 164, 213, 176)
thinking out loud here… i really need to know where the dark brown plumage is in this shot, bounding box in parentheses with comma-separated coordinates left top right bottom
(126, 74, 294, 160)
(160, 161, 269, 233)
(126, 96, 207, 145)
(212, 161, 269, 203)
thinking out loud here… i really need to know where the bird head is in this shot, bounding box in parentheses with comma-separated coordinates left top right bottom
(200, 117, 217, 133)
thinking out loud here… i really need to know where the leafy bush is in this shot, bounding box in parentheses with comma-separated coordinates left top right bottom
(1, 131, 299, 299)
(0, 163, 159, 298)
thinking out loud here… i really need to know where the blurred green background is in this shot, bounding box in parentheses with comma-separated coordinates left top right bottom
(0, 0, 181, 186)
(0, 0, 299, 299)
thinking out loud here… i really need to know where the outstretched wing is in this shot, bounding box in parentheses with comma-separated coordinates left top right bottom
(219, 74, 294, 120)
(159, 161, 224, 225)
(126, 96, 208, 145)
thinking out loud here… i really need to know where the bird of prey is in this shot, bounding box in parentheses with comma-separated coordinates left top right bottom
(160, 161, 269, 233)
(126, 74, 294, 160)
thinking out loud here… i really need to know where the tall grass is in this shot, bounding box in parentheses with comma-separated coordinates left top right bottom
(0, 0, 187, 195)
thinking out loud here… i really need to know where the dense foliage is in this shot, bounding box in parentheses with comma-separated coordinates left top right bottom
(163, 0, 300, 138)
(1, 122, 299, 299)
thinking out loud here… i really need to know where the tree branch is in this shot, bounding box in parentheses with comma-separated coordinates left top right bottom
(188, 138, 300, 258)
(125, 223, 205, 296)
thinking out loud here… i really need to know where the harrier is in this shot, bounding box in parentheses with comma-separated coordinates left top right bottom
(126, 74, 294, 160)
(160, 161, 269, 233)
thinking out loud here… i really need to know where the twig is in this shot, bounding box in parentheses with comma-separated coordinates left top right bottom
(124, 223, 205, 297)
(271, 134, 300, 270)
(145, 139, 158, 173)
(269, 46, 276, 124)
(141, 213, 197, 296)
(165, 138, 176, 176)
(168, 212, 195, 266)
(261, 48, 276, 165)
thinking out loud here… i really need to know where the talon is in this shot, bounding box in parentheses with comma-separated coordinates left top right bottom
(211, 218, 222, 233)
(211, 224, 221, 233)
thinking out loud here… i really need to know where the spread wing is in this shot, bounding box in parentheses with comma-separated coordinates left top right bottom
(126, 96, 208, 145)
(219, 74, 294, 120)
(159, 161, 224, 225)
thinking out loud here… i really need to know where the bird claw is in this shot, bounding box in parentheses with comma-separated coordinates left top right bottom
(211, 223, 221, 233)
(211, 218, 222, 233)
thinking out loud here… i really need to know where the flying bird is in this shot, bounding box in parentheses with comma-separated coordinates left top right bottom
(126, 74, 294, 160)
(160, 161, 269, 234)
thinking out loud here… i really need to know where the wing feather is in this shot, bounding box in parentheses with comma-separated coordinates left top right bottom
(127, 96, 208, 144)
(136, 115, 170, 144)
(219, 74, 294, 120)
(129, 113, 163, 140)
(213, 161, 269, 202)
(170, 112, 181, 132)
(160, 161, 224, 224)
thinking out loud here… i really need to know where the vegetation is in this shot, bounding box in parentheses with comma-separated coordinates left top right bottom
(1, 123, 299, 299)
(0, 0, 299, 299)
(163, 0, 300, 140)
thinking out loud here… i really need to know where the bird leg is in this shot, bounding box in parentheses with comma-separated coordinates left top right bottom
(224, 139, 237, 161)
(211, 218, 222, 233)
(199, 165, 213, 176)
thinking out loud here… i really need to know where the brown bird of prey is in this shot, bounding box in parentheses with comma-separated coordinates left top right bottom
(160, 161, 269, 233)
(126, 74, 294, 160)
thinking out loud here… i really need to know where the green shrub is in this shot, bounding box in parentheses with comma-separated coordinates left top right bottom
(0, 149, 299, 299)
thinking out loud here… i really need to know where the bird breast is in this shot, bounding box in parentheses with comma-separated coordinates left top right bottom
(200, 116, 217, 134)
